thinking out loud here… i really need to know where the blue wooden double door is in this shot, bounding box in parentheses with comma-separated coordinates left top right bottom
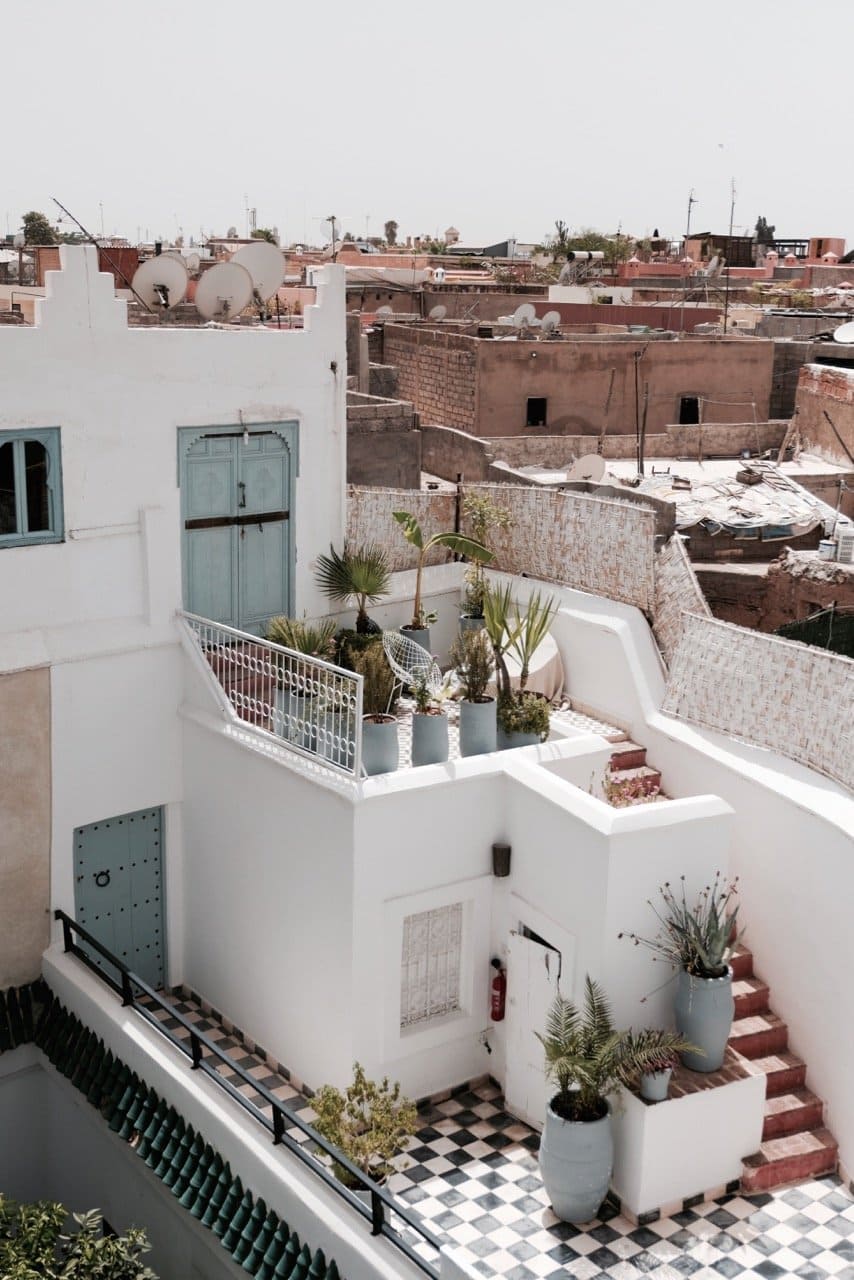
(181, 425, 295, 633)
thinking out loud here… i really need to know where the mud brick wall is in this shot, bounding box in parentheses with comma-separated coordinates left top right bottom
(383, 325, 478, 430)
(795, 364, 854, 467)
(653, 534, 711, 662)
(347, 487, 457, 570)
(661, 611, 854, 791)
(463, 484, 656, 610)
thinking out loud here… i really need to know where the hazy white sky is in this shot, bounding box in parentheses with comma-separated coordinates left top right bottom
(7, 0, 852, 248)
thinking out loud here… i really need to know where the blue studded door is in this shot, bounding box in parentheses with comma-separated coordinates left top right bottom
(73, 807, 165, 989)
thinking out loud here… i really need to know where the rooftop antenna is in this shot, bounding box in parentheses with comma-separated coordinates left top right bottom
(232, 241, 286, 318)
(680, 188, 697, 333)
(131, 255, 189, 312)
(50, 195, 153, 312)
(723, 178, 736, 333)
(195, 261, 253, 322)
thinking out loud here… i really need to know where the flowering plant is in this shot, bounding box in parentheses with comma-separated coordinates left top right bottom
(619, 873, 741, 980)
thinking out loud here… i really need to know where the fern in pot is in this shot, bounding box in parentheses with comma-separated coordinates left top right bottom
(536, 977, 696, 1223)
(450, 627, 496, 756)
(350, 642, 399, 776)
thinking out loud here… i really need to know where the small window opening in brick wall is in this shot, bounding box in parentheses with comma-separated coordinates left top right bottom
(526, 397, 548, 427)
(679, 396, 700, 425)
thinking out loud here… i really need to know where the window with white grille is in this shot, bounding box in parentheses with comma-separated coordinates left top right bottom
(400, 903, 463, 1028)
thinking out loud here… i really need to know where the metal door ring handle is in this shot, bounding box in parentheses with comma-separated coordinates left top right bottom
(94, 870, 111, 888)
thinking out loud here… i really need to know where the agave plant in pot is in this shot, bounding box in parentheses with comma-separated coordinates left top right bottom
(450, 627, 496, 757)
(350, 641, 399, 776)
(392, 510, 491, 651)
(536, 977, 695, 1224)
(620, 873, 741, 1072)
(484, 583, 556, 749)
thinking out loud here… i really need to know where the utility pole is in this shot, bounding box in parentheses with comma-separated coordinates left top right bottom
(680, 189, 697, 333)
(723, 178, 736, 334)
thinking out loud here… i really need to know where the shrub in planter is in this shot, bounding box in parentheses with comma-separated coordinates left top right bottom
(450, 628, 496, 756)
(536, 978, 695, 1223)
(459, 492, 511, 624)
(311, 1063, 417, 1190)
(350, 642, 399, 775)
(409, 670, 451, 766)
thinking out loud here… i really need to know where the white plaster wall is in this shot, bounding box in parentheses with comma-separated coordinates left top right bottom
(0, 248, 346, 658)
(0, 1047, 48, 1203)
(517, 573, 854, 1174)
(181, 713, 356, 1092)
(611, 1075, 765, 1216)
(351, 742, 730, 1100)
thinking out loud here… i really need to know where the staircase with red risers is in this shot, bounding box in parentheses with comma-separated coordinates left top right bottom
(731, 945, 838, 1191)
(607, 736, 668, 803)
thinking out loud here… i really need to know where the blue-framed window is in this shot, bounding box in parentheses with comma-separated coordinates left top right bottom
(0, 428, 64, 547)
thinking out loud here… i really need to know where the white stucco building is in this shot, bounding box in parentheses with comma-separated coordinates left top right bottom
(1, 247, 853, 1280)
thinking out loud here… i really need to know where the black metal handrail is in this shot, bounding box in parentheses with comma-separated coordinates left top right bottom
(54, 910, 441, 1277)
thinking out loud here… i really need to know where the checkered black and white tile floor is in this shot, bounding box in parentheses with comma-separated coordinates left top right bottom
(144, 994, 854, 1280)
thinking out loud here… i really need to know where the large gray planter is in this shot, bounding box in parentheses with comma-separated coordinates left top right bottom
(458, 697, 497, 757)
(274, 686, 310, 743)
(458, 614, 485, 635)
(362, 715, 399, 776)
(411, 710, 449, 766)
(400, 624, 431, 653)
(497, 727, 541, 750)
(674, 968, 734, 1072)
(306, 707, 356, 770)
(539, 1100, 613, 1224)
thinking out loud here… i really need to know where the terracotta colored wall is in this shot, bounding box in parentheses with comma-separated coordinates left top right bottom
(474, 336, 773, 438)
(383, 326, 478, 431)
(0, 667, 51, 986)
(795, 364, 854, 467)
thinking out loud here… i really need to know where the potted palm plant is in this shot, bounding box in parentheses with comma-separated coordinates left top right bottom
(450, 627, 496, 756)
(483, 584, 556, 748)
(619, 873, 741, 1072)
(459, 492, 511, 633)
(350, 642, 399, 776)
(265, 616, 337, 743)
(311, 1063, 417, 1192)
(392, 510, 491, 651)
(536, 977, 696, 1224)
(315, 543, 391, 636)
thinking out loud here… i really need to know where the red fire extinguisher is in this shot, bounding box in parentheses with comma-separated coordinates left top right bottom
(490, 958, 506, 1022)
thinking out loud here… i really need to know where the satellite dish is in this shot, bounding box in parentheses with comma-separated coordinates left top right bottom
(232, 241, 286, 303)
(567, 454, 606, 483)
(195, 261, 253, 321)
(541, 310, 561, 333)
(832, 320, 854, 344)
(184, 251, 201, 274)
(377, 305, 393, 317)
(513, 302, 537, 328)
(428, 304, 447, 320)
(132, 255, 189, 310)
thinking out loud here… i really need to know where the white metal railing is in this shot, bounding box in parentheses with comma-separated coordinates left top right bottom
(181, 612, 363, 779)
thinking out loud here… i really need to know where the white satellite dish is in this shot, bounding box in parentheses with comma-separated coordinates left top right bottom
(132, 255, 189, 310)
(541, 310, 561, 333)
(428, 304, 447, 321)
(377, 305, 393, 317)
(195, 261, 253, 322)
(567, 454, 606, 483)
(513, 302, 537, 328)
(832, 320, 854, 344)
(184, 251, 201, 274)
(233, 241, 286, 303)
